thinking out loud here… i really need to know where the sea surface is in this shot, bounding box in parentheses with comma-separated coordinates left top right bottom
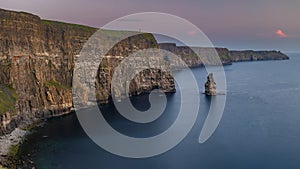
(19, 53, 300, 169)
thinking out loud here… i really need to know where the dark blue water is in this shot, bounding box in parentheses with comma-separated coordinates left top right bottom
(19, 54, 300, 169)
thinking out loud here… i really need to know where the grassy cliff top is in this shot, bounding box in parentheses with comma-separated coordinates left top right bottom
(41, 19, 98, 33)
(41, 20, 154, 39)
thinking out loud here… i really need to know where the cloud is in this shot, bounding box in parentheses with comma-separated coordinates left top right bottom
(276, 29, 288, 38)
(187, 31, 198, 36)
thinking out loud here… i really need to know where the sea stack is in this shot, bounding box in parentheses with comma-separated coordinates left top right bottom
(205, 73, 217, 95)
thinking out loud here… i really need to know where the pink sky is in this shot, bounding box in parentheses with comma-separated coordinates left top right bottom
(0, 0, 299, 51)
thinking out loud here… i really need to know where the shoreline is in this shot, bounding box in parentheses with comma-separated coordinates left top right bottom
(0, 114, 69, 168)
(0, 128, 27, 166)
(0, 108, 76, 168)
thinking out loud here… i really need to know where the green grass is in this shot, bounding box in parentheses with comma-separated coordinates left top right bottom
(41, 20, 158, 52)
(41, 19, 97, 33)
(41, 19, 154, 40)
(101, 29, 137, 37)
(185, 53, 198, 58)
(0, 84, 16, 115)
(44, 80, 71, 90)
(41, 20, 157, 46)
(7, 144, 20, 157)
(1, 143, 21, 169)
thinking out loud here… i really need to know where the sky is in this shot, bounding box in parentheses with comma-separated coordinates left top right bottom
(0, 0, 299, 52)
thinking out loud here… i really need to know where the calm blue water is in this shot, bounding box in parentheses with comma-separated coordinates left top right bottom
(19, 54, 300, 169)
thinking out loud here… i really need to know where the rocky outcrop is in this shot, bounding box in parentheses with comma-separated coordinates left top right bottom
(205, 73, 217, 96)
(0, 8, 175, 135)
(229, 50, 289, 62)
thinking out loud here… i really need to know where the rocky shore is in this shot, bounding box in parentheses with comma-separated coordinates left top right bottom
(0, 128, 27, 165)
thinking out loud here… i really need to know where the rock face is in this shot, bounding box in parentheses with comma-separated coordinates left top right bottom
(0, 8, 94, 134)
(205, 73, 217, 96)
(76, 34, 176, 105)
(0, 8, 175, 135)
(96, 56, 175, 103)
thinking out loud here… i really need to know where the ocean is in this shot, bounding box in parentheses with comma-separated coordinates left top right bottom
(18, 53, 300, 169)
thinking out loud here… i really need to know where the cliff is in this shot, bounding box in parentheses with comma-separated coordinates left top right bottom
(159, 43, 232, 68)
(229, 50, 289, 62)
(159, 43, 289, 67)
(0, 8, 175, 135)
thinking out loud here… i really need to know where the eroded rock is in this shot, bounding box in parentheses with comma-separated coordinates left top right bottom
(205, 73, 217, 96)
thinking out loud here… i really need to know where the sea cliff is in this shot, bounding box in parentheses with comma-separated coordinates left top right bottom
(159, 43, 289, 67)
(230, 50, 289, 62)
(0, 8, 175, 136)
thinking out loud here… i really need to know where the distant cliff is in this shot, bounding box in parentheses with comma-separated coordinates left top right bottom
(0, 8, 175, 134)
(229, 50, 289, 62)
(159, 43, 289, 67)
(159, 43, 232, 68)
